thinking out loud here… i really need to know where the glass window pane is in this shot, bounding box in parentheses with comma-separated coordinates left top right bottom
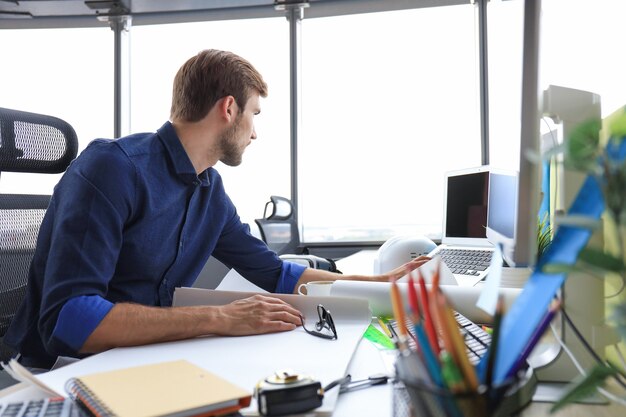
(300, 6, 481, 243)
(541, 0, 626, 115)
(0, 27, 113, 194)
(488, 0, 626, 170)
(130, 18, 290, 226)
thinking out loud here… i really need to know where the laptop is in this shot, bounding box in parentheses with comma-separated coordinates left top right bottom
(428, 166, 495, 287)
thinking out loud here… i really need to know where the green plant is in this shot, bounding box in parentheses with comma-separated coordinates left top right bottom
(541, 110, 626, 412)
(537, 212, 553, 262)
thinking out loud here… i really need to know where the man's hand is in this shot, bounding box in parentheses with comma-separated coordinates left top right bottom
(215, 294, 302, 336)
(81, 294, 302, 354)
(382, 255, 431, 282)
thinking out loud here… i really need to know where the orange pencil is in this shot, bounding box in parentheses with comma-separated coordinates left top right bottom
(389, 276, 408, 341)
(439, 296, 479, 391)
(431, 258, 441, 291)
(430, 291, 466, 392)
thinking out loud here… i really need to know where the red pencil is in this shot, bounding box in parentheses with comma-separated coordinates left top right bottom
(418, 270, 440, 356)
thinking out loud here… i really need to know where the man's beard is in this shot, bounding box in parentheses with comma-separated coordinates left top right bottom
(218, 117, 244, 167)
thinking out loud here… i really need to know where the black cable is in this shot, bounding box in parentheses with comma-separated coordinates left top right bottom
(561, 306, 626, 389)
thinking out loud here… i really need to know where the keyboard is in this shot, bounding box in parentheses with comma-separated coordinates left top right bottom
(389, 310, 491, 365)
(438, 248, 492, 277)
(0, 398, 87, 417)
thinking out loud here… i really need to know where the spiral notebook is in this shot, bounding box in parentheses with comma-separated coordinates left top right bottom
(64, 360, 251, 417)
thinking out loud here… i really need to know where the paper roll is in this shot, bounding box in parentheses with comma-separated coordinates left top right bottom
(330, 280, 521, 324)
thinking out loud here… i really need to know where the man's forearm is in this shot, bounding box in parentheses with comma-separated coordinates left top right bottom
(80, 303, 218, 353)
(79, 294, 302, 354)
(291, 255, 431, 293)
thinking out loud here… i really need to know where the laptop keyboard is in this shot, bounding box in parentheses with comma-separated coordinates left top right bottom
(390, 311, 491, 365)
(0, 398, 86, 417)
(438, 248, 492, 276)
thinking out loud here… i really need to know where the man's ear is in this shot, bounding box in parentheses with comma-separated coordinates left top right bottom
(219, 96, 238, 122)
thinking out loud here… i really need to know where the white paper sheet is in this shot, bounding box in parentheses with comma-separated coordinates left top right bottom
(35, 288, 371, 416)
(476, 244, 505, 315)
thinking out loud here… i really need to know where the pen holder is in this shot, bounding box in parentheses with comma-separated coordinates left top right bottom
(393, 367, 537, 417)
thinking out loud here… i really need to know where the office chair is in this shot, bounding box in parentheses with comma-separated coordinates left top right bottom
(0, 107, 78, 369)
(255, 195, 302, 256)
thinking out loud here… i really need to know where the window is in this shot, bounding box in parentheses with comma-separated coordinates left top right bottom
(0, 27, 113, 194)
(300, 5, 481, 243)
(130, 18, 290, 227)
(488, 0, 626, 170)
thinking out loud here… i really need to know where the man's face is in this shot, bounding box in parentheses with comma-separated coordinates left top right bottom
(219, 93, 260, 167)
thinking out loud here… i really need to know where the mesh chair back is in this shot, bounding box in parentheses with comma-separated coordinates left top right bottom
(255, 196, 301, 256)
(0, 107, 78, 173)
(0, 107, 78, 361)
(254, 195, 302, 255)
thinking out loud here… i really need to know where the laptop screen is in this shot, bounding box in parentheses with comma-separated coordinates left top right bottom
(444, 170, 489, 240)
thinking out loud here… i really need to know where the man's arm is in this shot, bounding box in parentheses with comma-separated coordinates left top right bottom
(80, 294, 302, 354)
(291, 255, 431, 293)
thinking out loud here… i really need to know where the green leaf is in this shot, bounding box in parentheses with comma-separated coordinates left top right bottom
(578, 247, 626, 273)
(550, 364, 617, 413)
(608, 110, 626, 137)
(565, 118, 602, 171)
(611, 303, 626, 342)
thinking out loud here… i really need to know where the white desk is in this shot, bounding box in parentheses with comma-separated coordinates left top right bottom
(1, 251, 623, 416)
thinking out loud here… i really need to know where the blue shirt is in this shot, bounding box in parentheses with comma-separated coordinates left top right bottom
(4, 122, 305, 368)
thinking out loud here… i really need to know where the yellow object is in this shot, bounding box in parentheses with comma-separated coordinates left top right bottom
(65, 359, 251, 417)
(440, 298, 479, 391)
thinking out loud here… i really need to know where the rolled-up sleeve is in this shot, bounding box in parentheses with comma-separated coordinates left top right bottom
(275, 261, 307, 294)
(49, 295, 114, 353)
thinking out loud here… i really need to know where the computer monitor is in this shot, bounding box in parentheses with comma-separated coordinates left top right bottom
(485, 169, 519, 265)
(509, 0, 542, 269)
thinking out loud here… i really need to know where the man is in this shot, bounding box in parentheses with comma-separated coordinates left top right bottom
(5, 50, 428, 369)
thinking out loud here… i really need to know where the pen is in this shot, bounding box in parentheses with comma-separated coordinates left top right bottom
(505, 299, 561, 379)
(418, 271, 440, 356)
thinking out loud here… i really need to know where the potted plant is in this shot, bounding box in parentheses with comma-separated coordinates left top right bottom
(542, 109, 626, 411)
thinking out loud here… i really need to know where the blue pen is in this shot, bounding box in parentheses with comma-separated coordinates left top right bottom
(414, 322, 444, 387)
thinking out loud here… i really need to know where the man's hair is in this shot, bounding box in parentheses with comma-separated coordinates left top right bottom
(170, 49, 268, 122)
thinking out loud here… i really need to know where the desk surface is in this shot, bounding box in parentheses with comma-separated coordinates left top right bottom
(1, 251, 623, 416)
